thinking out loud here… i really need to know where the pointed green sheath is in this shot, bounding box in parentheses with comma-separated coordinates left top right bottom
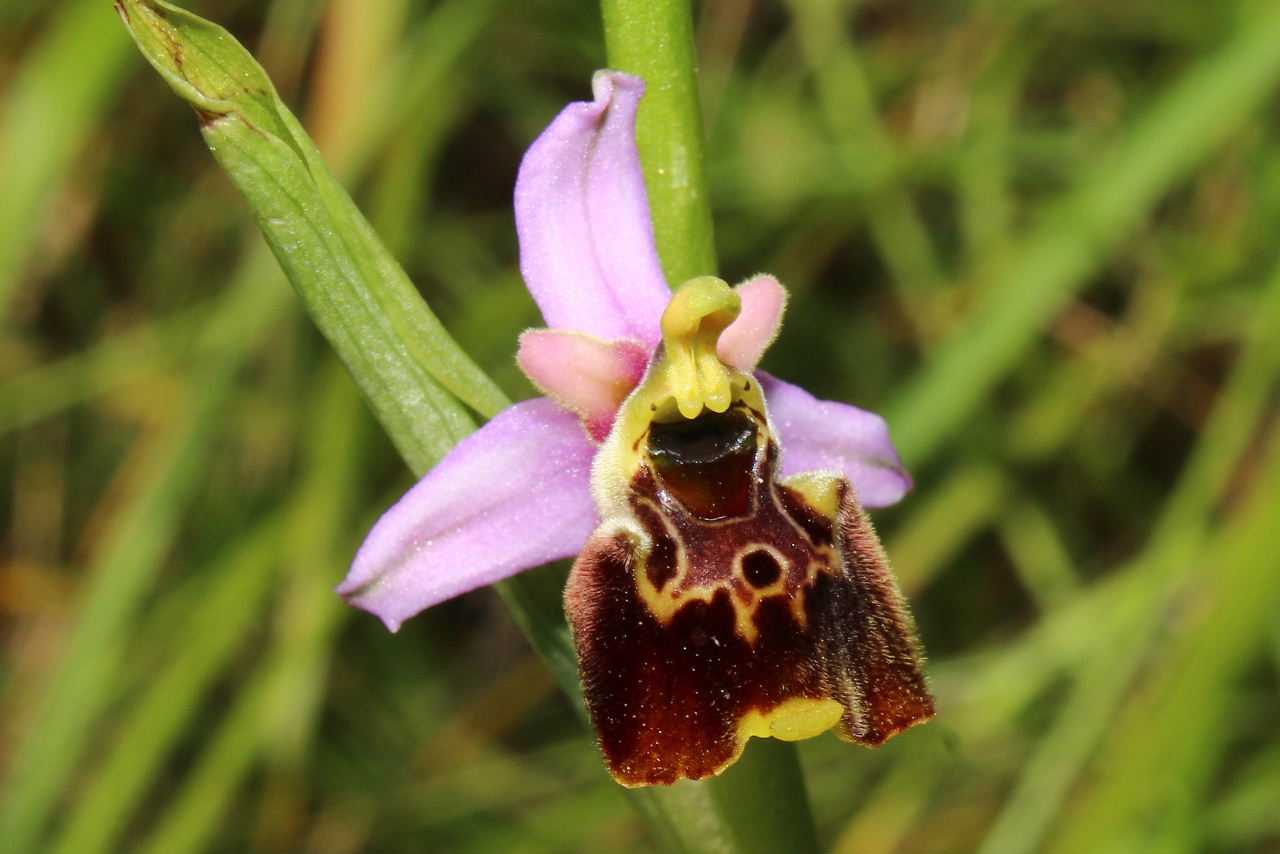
(116, 0, 507, 473)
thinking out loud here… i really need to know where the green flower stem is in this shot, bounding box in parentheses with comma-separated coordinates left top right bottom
(603, 1, 822, 851)
(602, 0, 717, 286)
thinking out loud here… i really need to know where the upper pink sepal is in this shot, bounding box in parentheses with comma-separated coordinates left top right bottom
(759, 373, 912, 508)
(336, 398, 598, 631)
(717, 274, 788, 371)
(514, 71, 671, 344)
(517, 329, 650, 442)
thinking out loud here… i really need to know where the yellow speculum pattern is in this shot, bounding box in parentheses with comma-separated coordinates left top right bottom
(632, 541, 799, 644)
(628, 495, 838, 645)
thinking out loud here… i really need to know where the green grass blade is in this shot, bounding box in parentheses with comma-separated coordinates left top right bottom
(888, 6, 1280, 467)
(1044, 262, 1280, 853)
(0, 0, 131, 319)
(139, 365, 360, 854)
(979, 257, 1280, 854)
(0, 245, 288, 436)
(1056, 446, 1280, 853)
(0, 359, 240, 851)
(49, 522, 281, 854)
(786, 0, 945, 298)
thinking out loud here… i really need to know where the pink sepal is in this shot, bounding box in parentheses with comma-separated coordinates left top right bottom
(518, 329, 650, 441)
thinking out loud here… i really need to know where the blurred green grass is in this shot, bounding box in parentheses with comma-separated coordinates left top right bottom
(3, 0, 1280, 852)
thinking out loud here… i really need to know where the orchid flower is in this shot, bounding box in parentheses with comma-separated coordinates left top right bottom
(338, 71, 931, 786)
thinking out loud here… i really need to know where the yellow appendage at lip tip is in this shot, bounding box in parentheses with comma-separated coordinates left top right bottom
(738, 697, 845, 743)
(658, 276, 741, 419)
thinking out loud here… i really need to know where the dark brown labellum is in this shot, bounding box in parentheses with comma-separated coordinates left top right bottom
(565, 403, 933, 786)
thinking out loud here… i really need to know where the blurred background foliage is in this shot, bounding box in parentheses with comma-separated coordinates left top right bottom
(3, 0, 1280, 852)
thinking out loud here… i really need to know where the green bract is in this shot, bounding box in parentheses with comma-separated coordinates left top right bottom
(118, 0, 506, 474)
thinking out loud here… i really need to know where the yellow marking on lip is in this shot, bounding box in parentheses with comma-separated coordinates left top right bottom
(629, 471, 845, 644)
(634, 539, 825, 645)
(782, 471, 843, 519)
(738, 697, 845, 743)
(634, 557, 763, 643)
